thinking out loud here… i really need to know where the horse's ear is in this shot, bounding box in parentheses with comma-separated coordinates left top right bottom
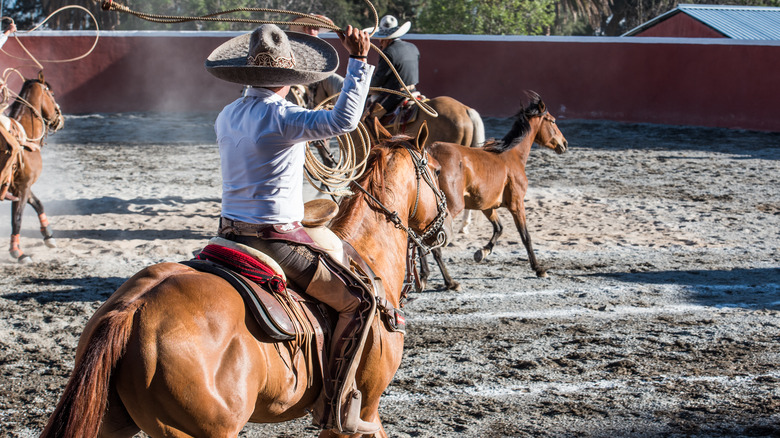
(415, 121, 429, 152)
(539, 100, 546, 114)
(372, 117, 392, 141)
(38, 71, 45, 83)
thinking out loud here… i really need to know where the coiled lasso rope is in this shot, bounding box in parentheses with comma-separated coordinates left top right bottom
(99, 0, 438, 196)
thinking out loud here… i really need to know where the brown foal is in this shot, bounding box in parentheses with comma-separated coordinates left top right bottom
(423, 92, 568, 290)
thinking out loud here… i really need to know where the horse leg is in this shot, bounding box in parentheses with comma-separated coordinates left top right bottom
(97, 387, 141, 438)
(418, 251, 430, 291)
(432, 246, 461, 291)
(313, 139, 337, 168)
(509, 203, 548, 278)
(9, 192, 32, 263)
(473, 209, 502, 263)
(459, 210, 473, 235)
(27, 191, 56, 248)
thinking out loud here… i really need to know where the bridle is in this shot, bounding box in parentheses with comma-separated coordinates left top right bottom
(351, 143, 448, 255)
(9, 80, 64, 142)
(37, 82, 64, 133)
(351, 142, 448, 302)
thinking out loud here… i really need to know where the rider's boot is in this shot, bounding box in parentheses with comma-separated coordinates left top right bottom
(306, 262, 380, 435)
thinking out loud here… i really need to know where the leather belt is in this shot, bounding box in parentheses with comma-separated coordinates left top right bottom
(219, 217, 293, 237)
(219, 218, 315, 246)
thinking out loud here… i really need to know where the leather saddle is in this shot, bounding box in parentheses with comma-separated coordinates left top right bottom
(380, 96, 425, 133)
(183, 200, 407, 345)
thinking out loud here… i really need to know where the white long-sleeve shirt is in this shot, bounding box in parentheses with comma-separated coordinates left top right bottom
(216, 58, 374, 224)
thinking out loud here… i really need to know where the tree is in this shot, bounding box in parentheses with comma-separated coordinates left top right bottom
(417, 0, 556, 35)
(37, 0, 117, 30)
(557, 0, 780, 36)
(554, 0, 611, 35)
(2, 0, 44, 30)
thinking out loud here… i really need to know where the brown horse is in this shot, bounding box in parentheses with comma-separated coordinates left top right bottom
(385, 95, 485, 148)
(304, 80, 485, 148)
(42, 123, 449, 438)
(0, 73, 64, 263)
(421, 92, 568, 290)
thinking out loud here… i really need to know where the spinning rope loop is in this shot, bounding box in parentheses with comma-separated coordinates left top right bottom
(99, 0, 438, 195)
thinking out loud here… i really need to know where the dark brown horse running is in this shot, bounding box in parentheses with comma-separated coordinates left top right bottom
(42, 123, 449, 438)
(0, 73, 64, 263)
(421, 92, 568, 290)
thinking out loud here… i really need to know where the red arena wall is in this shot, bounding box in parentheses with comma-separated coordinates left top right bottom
(2, 31, 779, 131)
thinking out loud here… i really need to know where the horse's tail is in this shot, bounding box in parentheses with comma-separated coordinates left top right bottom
(467, 107, 486, 148)
(41, 299, 144, 438)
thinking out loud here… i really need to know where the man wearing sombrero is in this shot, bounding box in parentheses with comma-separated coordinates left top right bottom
(364, 15, 420, 120)
(205, 24, 379, 435)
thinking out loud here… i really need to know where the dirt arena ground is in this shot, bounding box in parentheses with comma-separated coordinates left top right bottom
(0, 113, 778, 437)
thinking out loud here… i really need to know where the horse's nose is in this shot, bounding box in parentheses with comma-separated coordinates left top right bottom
(556, 139, 568, 154)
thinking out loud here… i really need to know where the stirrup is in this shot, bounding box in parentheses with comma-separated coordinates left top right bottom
(332, 390, 380, 435)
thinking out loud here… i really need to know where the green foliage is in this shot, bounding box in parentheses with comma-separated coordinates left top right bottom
(7, 0, 780, 34)
(553, 13, 594, 35)
(2, 0, 44, 29)
(418, 0, 556, 35)
(111, 0, 388, 31)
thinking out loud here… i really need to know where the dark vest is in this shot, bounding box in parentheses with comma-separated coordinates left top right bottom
(371, 39, 420, 90)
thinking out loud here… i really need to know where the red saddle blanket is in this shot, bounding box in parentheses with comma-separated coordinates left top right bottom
(196, 244, 286, 294)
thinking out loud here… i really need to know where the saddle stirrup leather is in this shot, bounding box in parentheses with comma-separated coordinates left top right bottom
(313, 287, 379, 434)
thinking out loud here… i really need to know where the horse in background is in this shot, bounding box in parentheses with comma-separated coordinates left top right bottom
(421, 91, 568, 290)
(299, 76, 486, 150)
(42, 123, 449, 438)
(0, 72, 64, 263)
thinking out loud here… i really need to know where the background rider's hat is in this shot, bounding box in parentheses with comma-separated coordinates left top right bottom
(288, 14, 334, 34)
(205, 24, 338, 87)
(363, 15, 411, 39)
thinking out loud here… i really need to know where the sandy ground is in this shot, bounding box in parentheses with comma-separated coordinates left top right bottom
(0, 112, 778, 437)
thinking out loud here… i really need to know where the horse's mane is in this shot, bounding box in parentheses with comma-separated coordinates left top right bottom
(8, 79, 49, 119)
(334, 135, 414, 219)
(483, 91, 545, 153)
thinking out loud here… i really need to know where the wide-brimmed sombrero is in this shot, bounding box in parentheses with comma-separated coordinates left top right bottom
(288, 14, 334, 34)
(205, 24, 339, 87)
(363, 15, 411, 39)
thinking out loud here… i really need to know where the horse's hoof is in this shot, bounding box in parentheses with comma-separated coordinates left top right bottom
(473, 249, 489, 263)
(536, 269, 549, 278)
(17, 254, 33, 264)
(447, 282, 462, 291)
(44, 237, 57, 248)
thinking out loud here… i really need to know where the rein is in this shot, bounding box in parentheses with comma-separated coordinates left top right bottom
(7, 79, 62, 145)
(350, 143, 447, 302)
(351, 144, 447, 254)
